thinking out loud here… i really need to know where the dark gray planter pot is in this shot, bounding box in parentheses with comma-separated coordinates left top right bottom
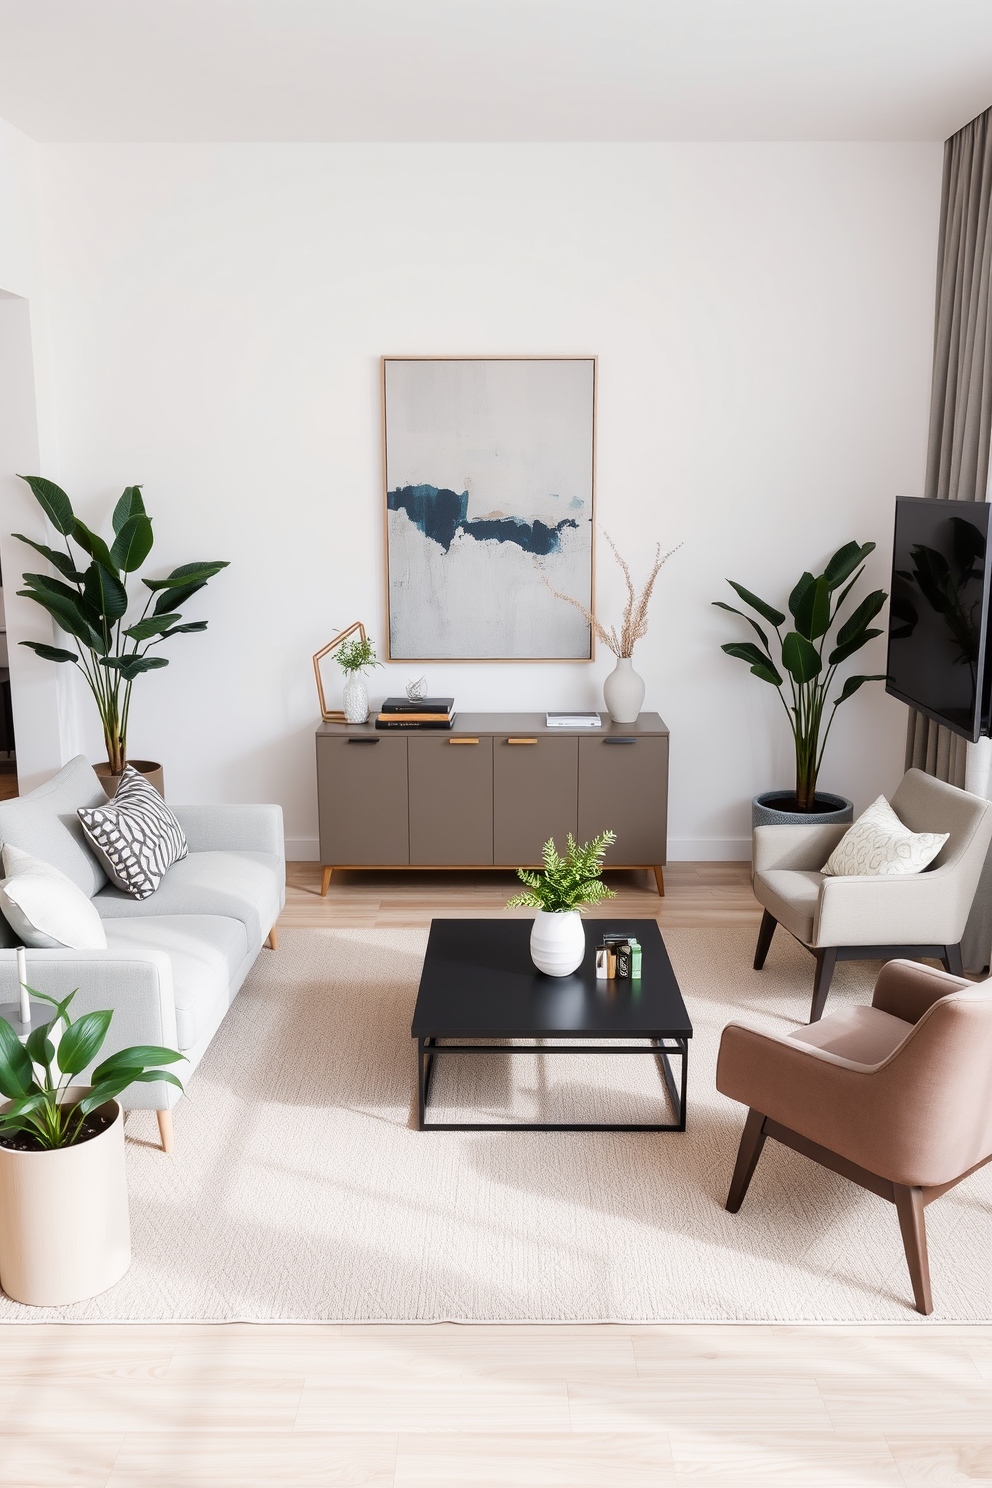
(752, 790, 854, 829)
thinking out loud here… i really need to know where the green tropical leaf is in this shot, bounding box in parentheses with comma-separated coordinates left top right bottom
(712, 601, 769, 652)
(152, 581, 205, 615)
(721, 641, 783, 686)
(19, 641, 79, 664)
(83, 561, 129, 623)
(79, 1068, 184, 1114)
(16, 581, 105, 650)
(836, 589, 887, 647)
(788, 571, 814, 619)
(12, 534, 85, 583)
(25, 1021, 56, 1072)
(828, 628, 883, 665)
(17, 475, 75, 536)
(832, 567, 865, 614)
(110, 514, 154, 573)
(123, 614, 182, 641)
(155, 622, 208, 640)
(142, 561, 229, 591)
(99, 655, 169, 681)
(56, 1009, 113, 1076)
(794, 574, 831, 641)
(0, 1017, 37, 1098)
(725, 580, 785, 628)
(824, 540, 875, 590)
(71, 520, 120, 575)
(781, 631, 822, 682)
(112, 485, 146, 535)
(92, 1045, 186, 1083)
(835, 673, 888, 705)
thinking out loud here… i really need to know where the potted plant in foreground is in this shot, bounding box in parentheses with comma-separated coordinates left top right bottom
(14, 475, 228, 794)
(507, 831, 617, 975)
(714, 540, 888, 825)
(336, 632, 382, 724)
(0, 987, 184, 1306)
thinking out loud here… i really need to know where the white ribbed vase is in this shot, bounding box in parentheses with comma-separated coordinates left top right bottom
(530, 910, 585, 977)
(603, 656, 645, 725)
(343, 673, 369, 724)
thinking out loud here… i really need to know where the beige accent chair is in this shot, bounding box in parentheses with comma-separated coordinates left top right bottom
(752, 769, 992, 1022)
(716, 959, 992, 1315)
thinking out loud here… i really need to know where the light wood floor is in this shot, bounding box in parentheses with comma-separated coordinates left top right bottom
(2, 863, 989, 1488)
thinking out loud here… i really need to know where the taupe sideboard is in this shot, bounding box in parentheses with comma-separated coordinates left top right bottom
(316, 712, 669, 896)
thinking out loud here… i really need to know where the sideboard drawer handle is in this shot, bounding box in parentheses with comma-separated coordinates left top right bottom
(348, 737, 379, 744)
(507, 738, 538, 745)
(605, 737, 636, 744)
(449, 737, 480, 745)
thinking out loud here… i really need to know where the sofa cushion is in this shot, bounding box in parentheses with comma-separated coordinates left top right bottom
(789, 1003, 913, 1066)
(753, 869, 822, 944)
(0, 843, 108, 950)
(104, 915, 248, 1050)
(93, 850, 282, 949)
(78, 765, 188, 899)
(0, 755, 108, 897)
(822, 795, 948, 877)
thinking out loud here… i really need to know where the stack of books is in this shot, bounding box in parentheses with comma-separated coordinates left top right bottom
(375, 697, 456, 730)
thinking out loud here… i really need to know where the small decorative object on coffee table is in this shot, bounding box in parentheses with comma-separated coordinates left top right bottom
(411, 918, 692, 1131)
(507, 830, 616, 976)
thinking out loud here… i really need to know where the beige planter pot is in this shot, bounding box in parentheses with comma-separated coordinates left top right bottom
(95, 759, 165, 798)
(0, 1089, 131, 1306)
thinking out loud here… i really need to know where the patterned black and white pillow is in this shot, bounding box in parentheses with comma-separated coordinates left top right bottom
(78, 766, 188, 899)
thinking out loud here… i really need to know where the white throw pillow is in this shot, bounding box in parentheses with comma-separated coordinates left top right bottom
(0, 842, 108, 949)
(822, 796, 949, 878)
(77, 765, 187, 900)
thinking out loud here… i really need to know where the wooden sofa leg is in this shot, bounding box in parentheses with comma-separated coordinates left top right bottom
(753, 910, 777, 970)
(320, 866, 333, 896)
(726, 1108, 767, 1213)
(156, 1109, 175, 1155)
(265, 928, 279, 950)
(809, 948, 838, 1023)
(894, 1184, 933, 1315)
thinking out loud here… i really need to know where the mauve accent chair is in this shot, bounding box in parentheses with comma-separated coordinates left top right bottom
(751, 769, 992, 1022)
(716, 959, 992, 1315)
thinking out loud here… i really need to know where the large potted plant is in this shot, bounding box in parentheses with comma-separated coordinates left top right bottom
(0, 985, 184, 1306)
(714, 540, 888, 825)
(14, 476, 228, 794)
(507, 830, 617, 975)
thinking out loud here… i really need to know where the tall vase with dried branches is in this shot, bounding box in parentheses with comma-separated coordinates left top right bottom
(546, 533, 680, 723)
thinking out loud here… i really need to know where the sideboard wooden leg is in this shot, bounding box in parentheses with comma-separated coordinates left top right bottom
(265, 928, 279, 950)
(320, 866, 333, 897)
(156, 1109, 175, 1155)
(653, 865, 665, 897)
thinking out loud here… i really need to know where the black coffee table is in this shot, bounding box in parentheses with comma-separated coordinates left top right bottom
(411, 918, 692, 1132)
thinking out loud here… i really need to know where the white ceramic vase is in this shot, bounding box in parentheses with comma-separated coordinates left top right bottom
(0, 1089, 131, 1306)
(603, 656, 645, 724)
(343, 672, 369, 724)
(530, 909, 585, 977)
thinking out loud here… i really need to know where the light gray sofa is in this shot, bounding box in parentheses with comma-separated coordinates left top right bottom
(0, 755, 285, 1151)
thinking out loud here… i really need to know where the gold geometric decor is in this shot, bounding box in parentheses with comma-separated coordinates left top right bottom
(313, 622, 367, 723)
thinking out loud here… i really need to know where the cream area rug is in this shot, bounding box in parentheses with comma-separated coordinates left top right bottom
(2, 926, 989, 1324)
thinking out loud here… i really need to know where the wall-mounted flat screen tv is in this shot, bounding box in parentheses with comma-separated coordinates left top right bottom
(886, 496, 992, 742)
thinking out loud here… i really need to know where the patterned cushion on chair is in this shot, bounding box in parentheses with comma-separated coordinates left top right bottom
(822, 795, 948, 878)
(77, 766, 188, 899)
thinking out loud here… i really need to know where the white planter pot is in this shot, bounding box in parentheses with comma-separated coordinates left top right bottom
(343, 673, 369, 724)
(0, 1089, 131, 1306)
(530, 910, 586, 977)
(603, 656, 645, 724)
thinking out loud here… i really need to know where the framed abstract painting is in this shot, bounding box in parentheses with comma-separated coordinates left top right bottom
(382, 356, 596, 661)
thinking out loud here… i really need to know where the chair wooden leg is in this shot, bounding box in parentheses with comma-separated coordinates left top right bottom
(265, 927, 279, 950)
(894, 1183, 933, 1315)
(809, 948, 838, 1023)
(653, 865, 665, 897)
(320, 866, 333, 897)
(726, 1108, 768, 1213)
(156, 1109, 175, 1155)
(753, 910, 777, 971)
(943, 943, 964, 977)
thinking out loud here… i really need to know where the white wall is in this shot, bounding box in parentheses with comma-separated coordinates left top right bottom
(19, 142, 941, 857)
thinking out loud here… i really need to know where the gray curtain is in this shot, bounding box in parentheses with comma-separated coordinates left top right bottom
(906, 105, 992, 969)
